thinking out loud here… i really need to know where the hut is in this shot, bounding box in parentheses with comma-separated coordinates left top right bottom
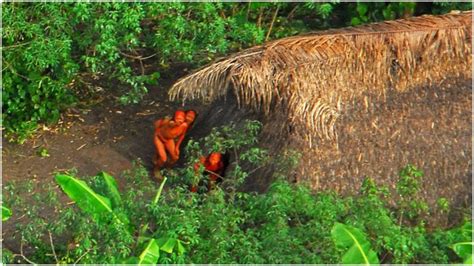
(169, 12, 472, 217)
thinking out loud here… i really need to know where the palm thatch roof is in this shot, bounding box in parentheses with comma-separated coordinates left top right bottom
(169, 11, 472, 142)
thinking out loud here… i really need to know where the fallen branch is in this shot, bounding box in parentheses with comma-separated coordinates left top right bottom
(17, 240, 38, 265)
(48, 231, 59, 263)
(74, 249, 91, 265)
(119, 51, 157, 61)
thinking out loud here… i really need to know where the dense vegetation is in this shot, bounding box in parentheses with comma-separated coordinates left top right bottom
(2, 121, 472, 264)
(2, 3, 472, 264)
(2, 2, 471, 142)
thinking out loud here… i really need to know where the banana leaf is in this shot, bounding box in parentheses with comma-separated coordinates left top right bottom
(157, 237, 177, 254)
(177, 240, 186, 255)
(462, 222, 473, 238)
(2, 206, 12, 221)
(98, 171, 122, 208)
(55, 174, 113, 219)
(138, 239, 160, 265)
(331, 222, 379, 265)
(452, 242, 473, 264)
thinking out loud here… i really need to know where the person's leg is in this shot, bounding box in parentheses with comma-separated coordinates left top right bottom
(164, 140, 179, 166)
(153, 139, 168, 178)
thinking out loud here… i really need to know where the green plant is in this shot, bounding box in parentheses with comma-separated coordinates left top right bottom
(451, 222, 473, 264)
(431, 2, 472, 14)
(396, 164, 428, 223)
(452, 242, 473, 264)
(331, 222, 379, 265)
(3, 122, 472, 264)
(4, 162, 472, 264)
(5, 3, 469, 142)
(37, 147, 50, 157)
(166, 120, 269, 193)
(55, 172, 186, 264)
(2, 205, 12, 221)
(437, 197, 450, 213)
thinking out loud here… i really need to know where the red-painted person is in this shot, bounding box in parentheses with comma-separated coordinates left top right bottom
(153, 110, 196, 177)
(193, 152, 225, 191)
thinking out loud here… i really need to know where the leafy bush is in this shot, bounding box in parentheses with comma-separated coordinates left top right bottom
(331, 223, 379, 264)
(3, 2, 471, 142)
(2, 120, 472, 264)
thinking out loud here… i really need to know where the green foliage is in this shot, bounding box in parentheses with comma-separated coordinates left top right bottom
(451, 223, 473, 264)
(137, 239, 160, 265)
(97, 171, 123, 208)
(167, 120, 268, 192)
(2, 205, 12, 221)
(350, 2, 417, 25)
(396, 164, 429, 222)
(331, 223, 379, 265)
(54, 172, 179, 263)
(347, 2, 471, 26)
(55, 174, 114, 219)
(3, 121, 472, 264)
(4, 3, 469, 142)
(452, 242, 473, 264)
(3, 2, 78, 143)
(431, 2, 473, 15)
(437, 197, 450, 213)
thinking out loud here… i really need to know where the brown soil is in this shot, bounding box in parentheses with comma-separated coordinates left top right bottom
(1, 72, 205, 254)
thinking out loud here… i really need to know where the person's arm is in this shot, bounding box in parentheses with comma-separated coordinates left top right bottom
(174, 127, 189, 156)
(166, 122, 188, 137)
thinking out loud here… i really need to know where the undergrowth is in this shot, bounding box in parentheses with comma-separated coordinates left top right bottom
(2, 121, 472, 264)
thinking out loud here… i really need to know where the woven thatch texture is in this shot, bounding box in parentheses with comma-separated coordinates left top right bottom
(181, 79, 471, 226)
(170, 11, 472, 142)
(295, 79, 471, 205)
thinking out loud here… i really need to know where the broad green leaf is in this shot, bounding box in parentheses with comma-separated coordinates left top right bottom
(351, 17, 362, 26)
(356, 3, 368, 16)
(462, 222, 473, 237)
(157, 237, 177, 254)
(331, 223, 379, 265)
(2, 206, 12, 221)
(55, 174, 113, 219)
(177, 240, 186, 255)
(98, 171, 122, 208)
(137, 236, 152, 245)
(452, 242, 473, 264)
(123, 257, 139, 264)
(138, 239, 160, 265)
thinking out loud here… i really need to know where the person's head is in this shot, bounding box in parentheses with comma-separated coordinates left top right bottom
(185, 110, 196, 123)
(174, 110, 186, 124)
(208, 152, 222, 165)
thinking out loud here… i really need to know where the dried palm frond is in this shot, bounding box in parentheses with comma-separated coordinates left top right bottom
(169, 11, 472, 142)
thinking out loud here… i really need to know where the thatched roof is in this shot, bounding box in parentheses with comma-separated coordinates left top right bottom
(169, 11, 472, 142)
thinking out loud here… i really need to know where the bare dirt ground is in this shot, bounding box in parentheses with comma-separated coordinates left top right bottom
(2, 71, 198, 186)
(1, 72, 202, 253)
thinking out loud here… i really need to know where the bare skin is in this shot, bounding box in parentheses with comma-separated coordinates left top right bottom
(153, 110, 196, 178)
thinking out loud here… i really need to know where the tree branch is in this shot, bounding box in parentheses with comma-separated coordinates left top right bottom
(19, 241, 38, 265)
(1, 41, 32, 50)
(119, 51, 157, 61)
(265, 5, 280, 42)
(73, 249, 91, 265)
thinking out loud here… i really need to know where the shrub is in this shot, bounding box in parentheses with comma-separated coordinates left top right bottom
(3, 2, 472, 141)
(2, 121, 472, 264)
